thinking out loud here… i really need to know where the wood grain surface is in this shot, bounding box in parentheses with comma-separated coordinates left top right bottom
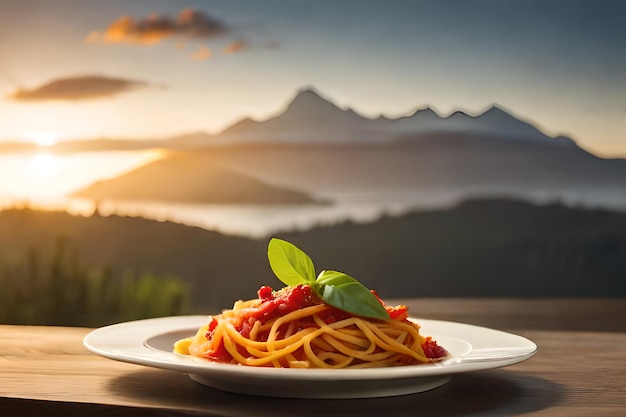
(1, 299, 625, 416)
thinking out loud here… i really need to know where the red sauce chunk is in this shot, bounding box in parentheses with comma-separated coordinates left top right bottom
(421, 336, 447, 359)
(241, 284, 321, 324)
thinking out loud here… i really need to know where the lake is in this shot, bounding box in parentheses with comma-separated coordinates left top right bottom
(2, 150, 626, 238)
(0, 150, 443, 237)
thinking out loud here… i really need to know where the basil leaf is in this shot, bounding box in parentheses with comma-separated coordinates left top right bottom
(267, 238, 316, 286)
(316, 270, 390, 321)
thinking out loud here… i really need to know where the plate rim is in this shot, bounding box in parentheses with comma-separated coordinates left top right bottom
(83, 314, 537, 380)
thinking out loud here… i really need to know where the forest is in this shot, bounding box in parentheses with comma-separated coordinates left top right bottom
(1, 198, 624, 326)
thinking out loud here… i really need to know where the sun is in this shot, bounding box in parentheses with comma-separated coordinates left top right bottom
(31, 132, 58, 147)
(30, 153, 60, 177)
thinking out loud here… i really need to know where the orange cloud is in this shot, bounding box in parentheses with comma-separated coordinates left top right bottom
(223, 39, 248, 54)
(8, 75, 152, 101)
(84, 31, 101, 44)
(190, 45, 212, 60)
(86, 9, 229, 45)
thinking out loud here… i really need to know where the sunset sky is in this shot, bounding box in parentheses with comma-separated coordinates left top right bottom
(1, 0, 625, 156)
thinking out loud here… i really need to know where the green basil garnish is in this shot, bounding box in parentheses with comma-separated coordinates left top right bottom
(267, 238, 390, 321)
(268, 237, 316, 285)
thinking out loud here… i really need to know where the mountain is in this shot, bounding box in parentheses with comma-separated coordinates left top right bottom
(213, 88, 386, 145)
(390, 106, 442, 133)
(71, 152, 319, 205)
(168, 86, 577, 148)
(391, 105, 571, 144)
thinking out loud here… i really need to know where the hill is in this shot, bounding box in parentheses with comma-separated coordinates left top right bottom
(71, 152, 319, 205)
(0, 199, 624, 311)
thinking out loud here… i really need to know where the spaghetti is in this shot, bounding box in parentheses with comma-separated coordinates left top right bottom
(174, 284, 447, 368)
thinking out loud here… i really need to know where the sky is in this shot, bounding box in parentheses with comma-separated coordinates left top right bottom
(0, 0, 625, 157)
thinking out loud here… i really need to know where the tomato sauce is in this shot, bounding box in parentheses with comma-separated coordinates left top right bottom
(241, 284, 321, 324)
(421, 336, 447, 359)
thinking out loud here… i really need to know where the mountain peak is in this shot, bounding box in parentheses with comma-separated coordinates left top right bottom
(291, 86, 332, 103)
(296, 85, 323, 96)
(447, 110, 471, 119)
(285, 87, 342, 114)
(281, 86, 371, 125)
(484, 104, 507, 113)
(409, 106, 439, 117)
(481, 104, 517, 120)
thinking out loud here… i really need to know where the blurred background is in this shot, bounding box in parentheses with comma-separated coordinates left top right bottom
(1, 0, 624, 327)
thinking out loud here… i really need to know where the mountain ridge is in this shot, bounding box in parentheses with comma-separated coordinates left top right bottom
(0, 86, 586, 154)
(174, 86, 579, 148)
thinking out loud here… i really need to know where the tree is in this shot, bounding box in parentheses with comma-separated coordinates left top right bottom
(0, 238, 191, 327)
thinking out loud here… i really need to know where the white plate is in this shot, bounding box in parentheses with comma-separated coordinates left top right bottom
(83, 315, 536, 398)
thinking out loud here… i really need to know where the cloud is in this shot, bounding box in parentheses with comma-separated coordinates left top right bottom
(223, 39, 249, 54)
(86, 8, 229, 45)
(8, 75, 152, 101)
(190, 45, 212, 60)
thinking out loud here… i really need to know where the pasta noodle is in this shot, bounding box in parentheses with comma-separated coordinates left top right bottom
(174, 284, 447, 368)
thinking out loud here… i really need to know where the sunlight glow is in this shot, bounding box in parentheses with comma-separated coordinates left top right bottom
(30, 153, 60, 177)
(0, 150, 165, 206)
(31, 132, 58, 147)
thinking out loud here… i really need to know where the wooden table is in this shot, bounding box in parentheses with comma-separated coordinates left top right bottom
(1, 299, 625, 416)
